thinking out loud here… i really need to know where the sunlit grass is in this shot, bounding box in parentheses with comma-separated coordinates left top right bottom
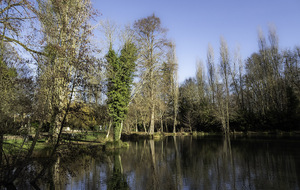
(3, 138, 50, 155)
(61, 132, 108, 142)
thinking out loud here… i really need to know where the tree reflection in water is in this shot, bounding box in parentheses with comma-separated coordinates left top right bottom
(107, 153, 129, 190)
(2, 136, 300, 189)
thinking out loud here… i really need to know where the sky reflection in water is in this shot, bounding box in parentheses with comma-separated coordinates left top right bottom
(53, 136, 300, 190)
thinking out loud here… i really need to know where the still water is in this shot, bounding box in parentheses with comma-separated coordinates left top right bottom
(23, 136, 300, 189)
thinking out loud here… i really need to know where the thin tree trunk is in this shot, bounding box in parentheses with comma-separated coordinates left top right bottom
(160, 116, 163, 132)
(173, 114, 177, 133)
(135, 118, 138, 132)
(225, 81, 230, 134)
(0, 133, 3, 169)
(226, 101, 230, 134)
(149, 67, 155, 135)
(165, 121, 168, 133)
(106, 120, 112, 139)
(143, 121, 146, 132)
(149, 103, 155, 134)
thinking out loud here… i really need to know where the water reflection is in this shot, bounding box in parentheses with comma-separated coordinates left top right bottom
(4, 136, 300, 189)
(69, 136, 299, 190)
(107, 154, 129, 190)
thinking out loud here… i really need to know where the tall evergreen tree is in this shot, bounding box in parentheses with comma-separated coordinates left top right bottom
(106, 42, 137, 142)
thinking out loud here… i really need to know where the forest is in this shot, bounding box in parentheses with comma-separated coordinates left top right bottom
(1, 0, 300, 146)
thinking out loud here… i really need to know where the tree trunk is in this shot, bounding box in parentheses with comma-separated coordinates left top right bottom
(118, 121, 123, 140)
(143, 121, 146, 132)
(106, 120, 112, 139)
(225, 78, 230, 135)
(160, 116, 163, 132)
(173, 114, 177, 133)
(114, 121, 123, 142)
(0, 133, 3, 168)
(135, 118, 138, 132)
(149, 103, 155, 134)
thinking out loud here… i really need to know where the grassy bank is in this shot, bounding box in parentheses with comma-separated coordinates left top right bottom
(4, 130, 299, 154)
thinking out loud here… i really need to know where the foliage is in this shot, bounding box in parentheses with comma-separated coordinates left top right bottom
(67, 102, 98, 131)
(106, 42, 137, 141)
(177, 28, 300, 132)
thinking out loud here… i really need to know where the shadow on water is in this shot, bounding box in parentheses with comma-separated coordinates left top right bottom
(1, 136, 300, 189)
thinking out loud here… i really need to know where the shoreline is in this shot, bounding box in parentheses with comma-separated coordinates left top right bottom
(4, 130, 300, 153)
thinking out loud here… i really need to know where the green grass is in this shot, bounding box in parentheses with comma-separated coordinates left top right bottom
(84, 135, 98, 141)
(3, 138, 50, 154)
(3, 132, 108, 154)
(65, 132, 107, 142)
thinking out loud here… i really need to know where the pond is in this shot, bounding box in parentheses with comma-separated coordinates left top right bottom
(10, 135, 300, 189)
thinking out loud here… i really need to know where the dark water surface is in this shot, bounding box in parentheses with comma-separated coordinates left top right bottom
(15, 136, 300, 189)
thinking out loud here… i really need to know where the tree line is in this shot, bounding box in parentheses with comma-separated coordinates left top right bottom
(179, 29, 300, 133)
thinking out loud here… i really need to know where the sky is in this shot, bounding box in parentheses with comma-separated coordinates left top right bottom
(92, 0, 300, 83)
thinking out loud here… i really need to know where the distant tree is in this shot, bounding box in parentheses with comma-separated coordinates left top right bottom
(179, 78, 197, 132)
(219, 37, 230, 134)
(206, 44, 216, 105)
(195, 61, 214, 130)
(241, 27, 300, 130)
(158, 42, 179, 133)
(168, 43, 179, 133)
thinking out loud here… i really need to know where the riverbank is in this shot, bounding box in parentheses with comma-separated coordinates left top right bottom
(121, 130, 300, 141)
(4, 130, 300, 153)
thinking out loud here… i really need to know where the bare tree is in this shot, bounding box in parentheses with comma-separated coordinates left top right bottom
(159, 42, 179, 133)
(219, 37, 230, 134)
(0, 1, 41, 183)
(230, 45, 244, 110)
(207, 44, 216, 105)
(36, 0, 96, 139)
(133, 14, 169, 134)
(168, 43, 179, 133)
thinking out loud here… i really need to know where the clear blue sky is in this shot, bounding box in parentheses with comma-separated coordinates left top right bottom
(92, 0, 300, 83)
